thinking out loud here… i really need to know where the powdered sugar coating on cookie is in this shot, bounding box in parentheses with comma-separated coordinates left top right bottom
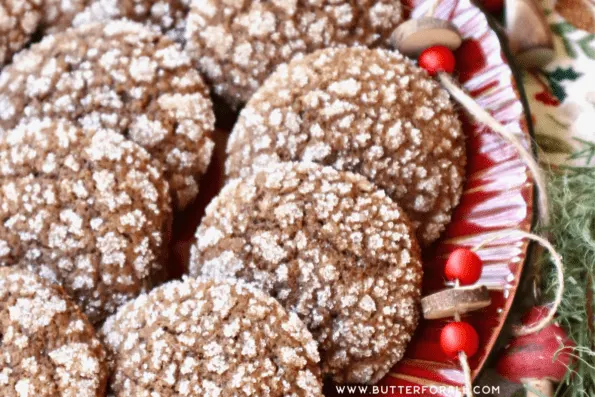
(43, 0, 89, 32)
(0, 118, 172, 323)
(100, 277, 323, 397)
(226, 47, 466, 245)
(0, 0, 89, 66)
(73, 0, 190, 42)
(190, 162, 423, 384)
(0, 19, 215, 209)
(0, 267, 108, 397)
(0, 0, 42, 66)
(185, 0, 403, 106)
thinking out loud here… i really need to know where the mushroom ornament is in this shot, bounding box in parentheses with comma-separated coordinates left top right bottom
(496, 306, 576, 397)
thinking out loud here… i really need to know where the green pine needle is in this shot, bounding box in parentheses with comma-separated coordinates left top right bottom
(541, 162, 595, 396)
(569, 138, 595, 164)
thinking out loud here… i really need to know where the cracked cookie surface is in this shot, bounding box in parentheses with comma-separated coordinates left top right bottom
(0, 267, 108, 397)
(0, 0, 89, 66)
(0, 0, 42, 66)
(0, 19, 215, 209)
(0, 118, 172, 323)
(100, 277, 323, 397)
(73, 0, 190, 42)
(185, 0, 403, 106)
(190, 162, 423, 384)
(226, 47, 466, 245)
(43, 0, 89, 32)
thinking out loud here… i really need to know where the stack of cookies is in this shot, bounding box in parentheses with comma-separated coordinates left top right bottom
(0, 1, 467, 396)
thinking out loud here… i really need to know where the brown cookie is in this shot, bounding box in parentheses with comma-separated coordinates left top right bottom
(0, 0, 42, 66)
(0, 118, 172, 323)
(73, 0, 190, 42)
(189, 162, 423, 384)
(185, 0, 404, 107)
(43, 0, 89, 32)
(100, 277, 323, 397)
(0, 267, 108, 397)
(0, 19, 216, 209)
(226, 47, 466, 246)
(0, 0, 90, 67)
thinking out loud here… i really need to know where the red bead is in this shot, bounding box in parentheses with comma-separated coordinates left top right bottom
(445, 248, 483, 285)
(418, 45, 456, 76)
(440, 322, 479, 358)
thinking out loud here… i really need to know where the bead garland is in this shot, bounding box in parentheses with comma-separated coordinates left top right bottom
(431, 231, 565, 396)
(436, 250, 484, 397)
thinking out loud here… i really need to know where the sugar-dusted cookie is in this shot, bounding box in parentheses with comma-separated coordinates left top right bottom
(44, 0, 89, 32)
(101, 277, 323, 396)
(73, 0, 190, 42)
(185, 0, 404, 106)
(0, 118, 172, 323)
(190, 162, 423, 383)
(0, 267, 108, 397)
(0, 0, 42, 66)
(0, 20, 215, 209)
(226, 47, 466, 245)
(0, 0, 91, 67)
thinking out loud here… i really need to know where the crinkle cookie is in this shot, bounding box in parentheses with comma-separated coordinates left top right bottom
(43, 0, 89, 32)
(0, 0, 90, 67)
(0, 0, 42, 66)
(73, 0, 190, 42)
(0, 118, 172, 323)
(185, 0, 403, 106)
(0, 267, 108, 397)
(0, 19, 216, 209)
(190, 162, 423, 384)
(226, 47, 466, 245)
(100, 277, 323, 397)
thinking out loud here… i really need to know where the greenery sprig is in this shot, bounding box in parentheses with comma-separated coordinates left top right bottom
(541, 140, 595, 396)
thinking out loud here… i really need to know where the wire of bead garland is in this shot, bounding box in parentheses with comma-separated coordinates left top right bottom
(458, 351, 474, 397)
(473, 230, 564, 336)
(438, 73, 550, 227)
(453, 280, 475, 397)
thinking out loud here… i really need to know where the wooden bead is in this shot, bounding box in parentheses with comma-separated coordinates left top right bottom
(421, 285, 491, 320)
(390, 17, 462, 57)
